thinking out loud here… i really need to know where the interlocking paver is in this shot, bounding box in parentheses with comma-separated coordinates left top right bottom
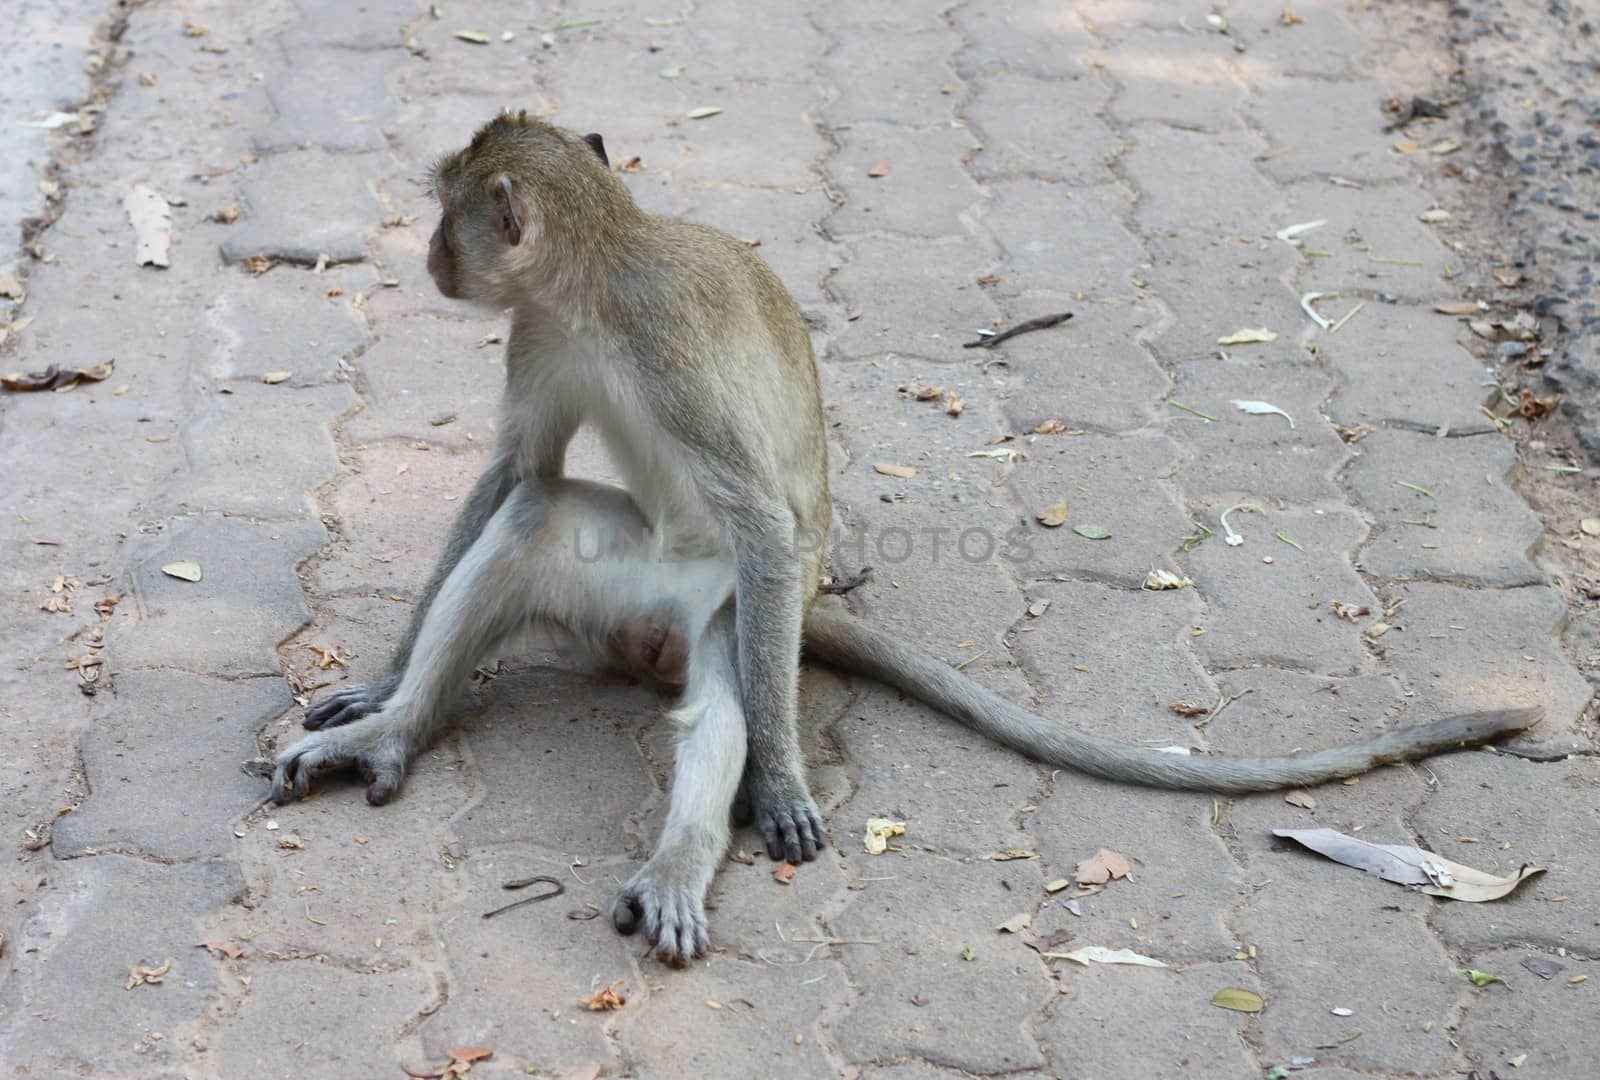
(1348, 428, 1543, 585)
(3, 0, 1594, 1075)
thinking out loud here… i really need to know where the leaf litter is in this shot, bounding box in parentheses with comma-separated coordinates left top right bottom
(1231, 400, 1295, 429)
(1044, 946, 1166, 968)
(1273, 827, 1544, 902)
(1075, 848, 1131, 885)
(863, 817, 905, 855)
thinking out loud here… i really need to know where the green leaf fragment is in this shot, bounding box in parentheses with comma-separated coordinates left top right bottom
(1210, 987, 1264, 1013)
(1072, 524, 1111, 540)
(1457, 968, 1502, 988)
(686, 106, 723, 120)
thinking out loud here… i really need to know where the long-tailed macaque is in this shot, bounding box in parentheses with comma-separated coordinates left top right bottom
(272, 113, 1537, 963)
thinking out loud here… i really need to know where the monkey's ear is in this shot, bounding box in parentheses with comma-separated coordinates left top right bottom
(494, 176, 526, 247)
(581, 132, 609, 167)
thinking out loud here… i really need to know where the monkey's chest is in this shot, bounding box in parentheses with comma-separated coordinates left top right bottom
(589, 402, 726, 558)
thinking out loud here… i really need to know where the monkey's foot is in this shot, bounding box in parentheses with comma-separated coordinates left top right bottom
(612, 865, 710, 965)
(271, 717, 409, 806)
(740, 772, 826, 864)
(303, 674, 399, 730)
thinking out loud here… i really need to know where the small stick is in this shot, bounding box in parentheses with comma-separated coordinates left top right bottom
(483, 874, 565, 918)
(963, 312, 1073, 349)
(1330, 301, 1365, 334)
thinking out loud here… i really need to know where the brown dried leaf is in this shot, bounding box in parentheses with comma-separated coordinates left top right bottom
(1074, 847, 1131, 885)
(912, 385, 942, 401)
(944, 392, 964, 417)
(449, 1047, 494, 1064)
(873, 462, 916, 479)
(1280, 7, 1304, 26)
(867, 160, 890, 178)
(0, 273, 23, 300)
(261, 370, 292, 384)
(772, 861, 797, 885)
(1168, 700, 1209, 718)
(990, 848, 1040, 862)
(1284, 790, 1317, 809)
(1433, 300, 1479, 315)
(3, 362, 115, 392)
(995, 911, 1032, 934)
(1331, 601, 1370, 622)
(125, 958, 172, 989)
(213, 205, 239, 224)
(579, 979, 627, 1011)
(244, 254, 275, 276)
(1021, 927, 1074, 954)
(1033, 418, 1068, 434)
(976, 274, 1001, 285)
(1035, 501, 1068, 528)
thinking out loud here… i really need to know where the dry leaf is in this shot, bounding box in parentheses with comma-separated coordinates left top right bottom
(1075, 848, 1131, 885)
(123, 184, 172, 268)
(161, 560, 202, 582)
(1043, 946, 1166, 968)
(863, 817, 905, 855)
(686, 106, 723, 120)
(1168, 700, 1209, 718)
(245, 254, 275, 276)
(1284, 790, 1316, 809)
(1211, 987, 1264, 1013)
(867, 160, 891, 178)
(990, 848, 1040, 861)
(1580, 519, 1600, 537)
(579, 979, 627, 1011)
(1330, 601, 1370, 622)
(276, 833, 305, 849)
(1281, 8, 1304, 26)
(873, 463, 916, 479)
(453, 30, 491, 44)
(450, 1047, 494, 1064)
(772, 861, 797, 885)
(261, 370, 292, 384)
(213, 205, 239, 224)
(1231, 400, 1295, 428)
(2, 361, 115, 392)
(1035, 501, 1068, 528)
(0, 273, 22, 300)
(944, 392, 963, 417)
(1143, 569, 1193, 591)
(996, 911, 1032, 934)
(1434, 300, 1480, 315)
(1033, 418, 1067, 434)
(1217, 327, 1278, 345)
(125, 958, 172, 989)
(1273, 827, 1545, 901)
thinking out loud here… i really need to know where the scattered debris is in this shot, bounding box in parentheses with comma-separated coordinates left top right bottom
(863, 817, 905, 855)
(989, 848, 1041, 862)
(125, 958, 171, 990)
(1300, 291, 1337, 330)
(579, 979, 627, 1010)
(1231, 400, 1295, 429)
(1143, 569, 1193, 591)
(996, 912, 1032, 934)
(686, 106, 723, 120)
(873, 462, 916, 479)
(1072, 524, 1110, 540)
(1075, 848, 1131, 885)
(1036, 501, 1068, 528)
(482, 875, 565, 919)
(1043, 946, 1166, 968)
(1273, 827, 1544, 902)
(1169, 700, 1209, 718)
(1275, 220, 1326, 246)
(1033, 418, 1069, 434)
(123, 184, 172, 268)
(1383, 94, 1447, 131)
(1219, 503, 1263, 546)
(1211, 987, 1265, 1013)
(867, 160, 890, 178)
(261, 370, 292, 384)
(1217, 327, 1278, 345)
(161, 560, 202, 582)
(1169, 400, 1219, 422)
(772, 861, 796, 885)
(1457, 968, 1502, 988)
(1330, 601, 1370, 622)
(1284, 790, 1316, 809)
(963, 312, 1073, 349)
(3, 361, 114, 392)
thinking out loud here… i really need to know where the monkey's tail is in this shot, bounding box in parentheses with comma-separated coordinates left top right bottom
(802, 601, 1539, 794)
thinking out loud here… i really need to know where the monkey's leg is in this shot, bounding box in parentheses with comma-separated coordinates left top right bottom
(273, 483, 556, 804)
(304, 455, 518, 731)
(613, 606, 745, 963)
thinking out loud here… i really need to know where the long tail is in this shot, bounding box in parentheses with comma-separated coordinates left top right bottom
(802, 601, 1538, 794)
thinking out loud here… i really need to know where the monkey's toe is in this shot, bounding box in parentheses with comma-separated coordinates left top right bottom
(613, 877, 708, 963)
(758, 801, 826, 864)
(304, 683, 387, 730)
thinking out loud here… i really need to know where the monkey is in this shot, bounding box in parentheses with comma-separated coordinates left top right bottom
(272, 112, 1538, 964)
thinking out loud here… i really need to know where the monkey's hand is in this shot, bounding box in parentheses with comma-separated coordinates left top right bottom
(612, 860, 711, 965)
(737, 770, 826, 864)
(303, 673, 401, 731)
(271, 716, 409, 806)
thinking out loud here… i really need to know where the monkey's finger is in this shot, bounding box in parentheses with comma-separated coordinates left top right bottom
(308, 698, 372, 731)
(304, 689, 361, 730)
(268, 765, 296, 804)
(365, 770, 404, 806)
(612, 891, 643, 936)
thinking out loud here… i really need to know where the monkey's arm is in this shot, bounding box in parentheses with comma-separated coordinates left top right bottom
(304, 455, 518, 730)
(804, 598, 1538, 791)
(725, 500, 821, 864)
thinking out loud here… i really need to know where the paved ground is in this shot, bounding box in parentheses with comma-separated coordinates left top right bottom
(2, 1, 1597, 1077)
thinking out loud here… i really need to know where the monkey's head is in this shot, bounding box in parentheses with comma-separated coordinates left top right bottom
(428, 112, 633, 306)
